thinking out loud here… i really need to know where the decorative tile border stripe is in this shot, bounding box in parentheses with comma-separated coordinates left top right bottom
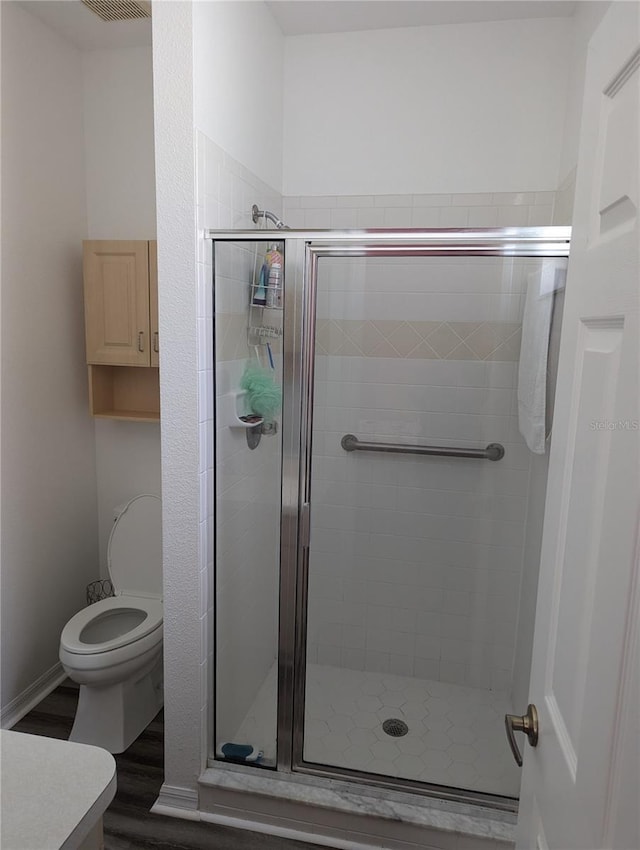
(216, 314, 522, 362)
(315, 319, 522, 361)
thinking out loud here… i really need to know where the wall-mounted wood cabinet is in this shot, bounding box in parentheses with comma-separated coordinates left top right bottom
(83, 240, 160, 421)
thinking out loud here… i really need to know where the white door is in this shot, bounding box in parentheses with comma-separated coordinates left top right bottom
(516, 3, 640, 849)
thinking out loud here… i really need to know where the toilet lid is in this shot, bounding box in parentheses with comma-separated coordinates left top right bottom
(108, 494, 162, 598)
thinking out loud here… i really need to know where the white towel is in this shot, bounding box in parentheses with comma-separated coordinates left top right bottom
(518, 261, 566, 453)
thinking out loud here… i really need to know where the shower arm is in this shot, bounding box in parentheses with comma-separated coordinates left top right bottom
(252, 204, 289, 230)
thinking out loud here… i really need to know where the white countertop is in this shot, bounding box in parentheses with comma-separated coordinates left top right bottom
(0, 730, 116, 850)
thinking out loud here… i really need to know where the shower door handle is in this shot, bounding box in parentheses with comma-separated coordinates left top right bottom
(300, 502, 311, 549)
(505, 704, 538, 766)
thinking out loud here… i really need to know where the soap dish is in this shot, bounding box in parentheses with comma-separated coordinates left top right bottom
(236, 413, 263, 429)
(226, 391, 264, 430)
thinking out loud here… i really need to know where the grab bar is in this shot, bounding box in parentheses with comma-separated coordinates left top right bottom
(341, 434, 505, 461)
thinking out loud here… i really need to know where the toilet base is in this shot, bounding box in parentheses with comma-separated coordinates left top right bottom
(69, 655, 163, 753)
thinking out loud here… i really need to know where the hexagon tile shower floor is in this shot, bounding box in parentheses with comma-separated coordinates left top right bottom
(233, 663, 521, 797)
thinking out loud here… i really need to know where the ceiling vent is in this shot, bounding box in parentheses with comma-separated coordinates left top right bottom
(80, 0, 151, 22)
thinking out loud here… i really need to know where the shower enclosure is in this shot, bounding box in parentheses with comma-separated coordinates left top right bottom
(210, 227, 570, 810)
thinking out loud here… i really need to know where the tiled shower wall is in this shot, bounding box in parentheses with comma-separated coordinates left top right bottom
(196, 131, 282, 748)
(283, 190, 556, 230)
(306, 256, 553, 691)
(300, 192, 556, 693)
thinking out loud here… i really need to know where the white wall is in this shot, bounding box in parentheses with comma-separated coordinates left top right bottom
(283, 18, 571, 197)
(83, 47, 157, 239)
(556, 2, 610, 185)
(94, 421, 161, 573)
(193, 0, 284, 194)
(152, 0, 285, 803)
(1, 2, 98, 717)
(81, 45, 160, 572)
(151, 0, 202, 803)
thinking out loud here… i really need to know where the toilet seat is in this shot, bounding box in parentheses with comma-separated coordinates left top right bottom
(61, 494, 163, 657)
(60, 596, 163, 655)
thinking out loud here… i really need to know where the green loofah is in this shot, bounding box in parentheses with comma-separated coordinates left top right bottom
(240, 363, 282, 419)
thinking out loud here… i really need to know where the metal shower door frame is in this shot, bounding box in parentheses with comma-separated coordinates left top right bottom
(207, 227, 571, 811)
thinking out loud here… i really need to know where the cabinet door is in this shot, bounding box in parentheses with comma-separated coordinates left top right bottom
(149, 241, 159, 368)
(83, 240, 150, 366)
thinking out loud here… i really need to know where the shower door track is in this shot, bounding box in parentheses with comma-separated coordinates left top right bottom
(207, 227, 571, 816)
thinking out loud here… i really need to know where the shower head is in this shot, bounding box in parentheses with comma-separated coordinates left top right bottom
(252, 205, 289, 230)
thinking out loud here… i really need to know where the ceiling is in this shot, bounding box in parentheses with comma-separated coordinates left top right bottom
(266, 1, 578, 36)
(19, 0, 578, 50)
(19, 1, 151, 49)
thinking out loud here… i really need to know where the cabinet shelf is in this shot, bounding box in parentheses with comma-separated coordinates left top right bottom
(88, 365, 160, 422)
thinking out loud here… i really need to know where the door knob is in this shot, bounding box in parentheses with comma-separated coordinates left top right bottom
(504, 703, 538, 766)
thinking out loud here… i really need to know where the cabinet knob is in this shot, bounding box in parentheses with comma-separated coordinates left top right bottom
(138, 331, 145, 352)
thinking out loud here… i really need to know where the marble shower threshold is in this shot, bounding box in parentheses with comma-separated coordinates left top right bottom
(199, 763, 516, 850)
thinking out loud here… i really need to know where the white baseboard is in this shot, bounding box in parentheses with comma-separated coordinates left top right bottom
(1, 662, 67, 729)
(199, 811, 383, 850)
(152, 783, 200, 819)
(154, 791, 389, 849)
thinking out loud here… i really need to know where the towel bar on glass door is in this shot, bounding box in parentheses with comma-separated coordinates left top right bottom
(341, 434, 505, 461)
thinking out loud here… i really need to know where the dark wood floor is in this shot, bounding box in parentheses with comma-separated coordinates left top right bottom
(13, 682, 320, 850)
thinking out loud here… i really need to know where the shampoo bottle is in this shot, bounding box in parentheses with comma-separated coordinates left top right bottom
(265, 244, 283, 309)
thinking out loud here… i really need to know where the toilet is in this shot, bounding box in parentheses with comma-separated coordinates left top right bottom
(60, 494, 163, 754)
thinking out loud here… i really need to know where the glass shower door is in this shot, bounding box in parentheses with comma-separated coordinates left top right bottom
(299, 250, 568, 800)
